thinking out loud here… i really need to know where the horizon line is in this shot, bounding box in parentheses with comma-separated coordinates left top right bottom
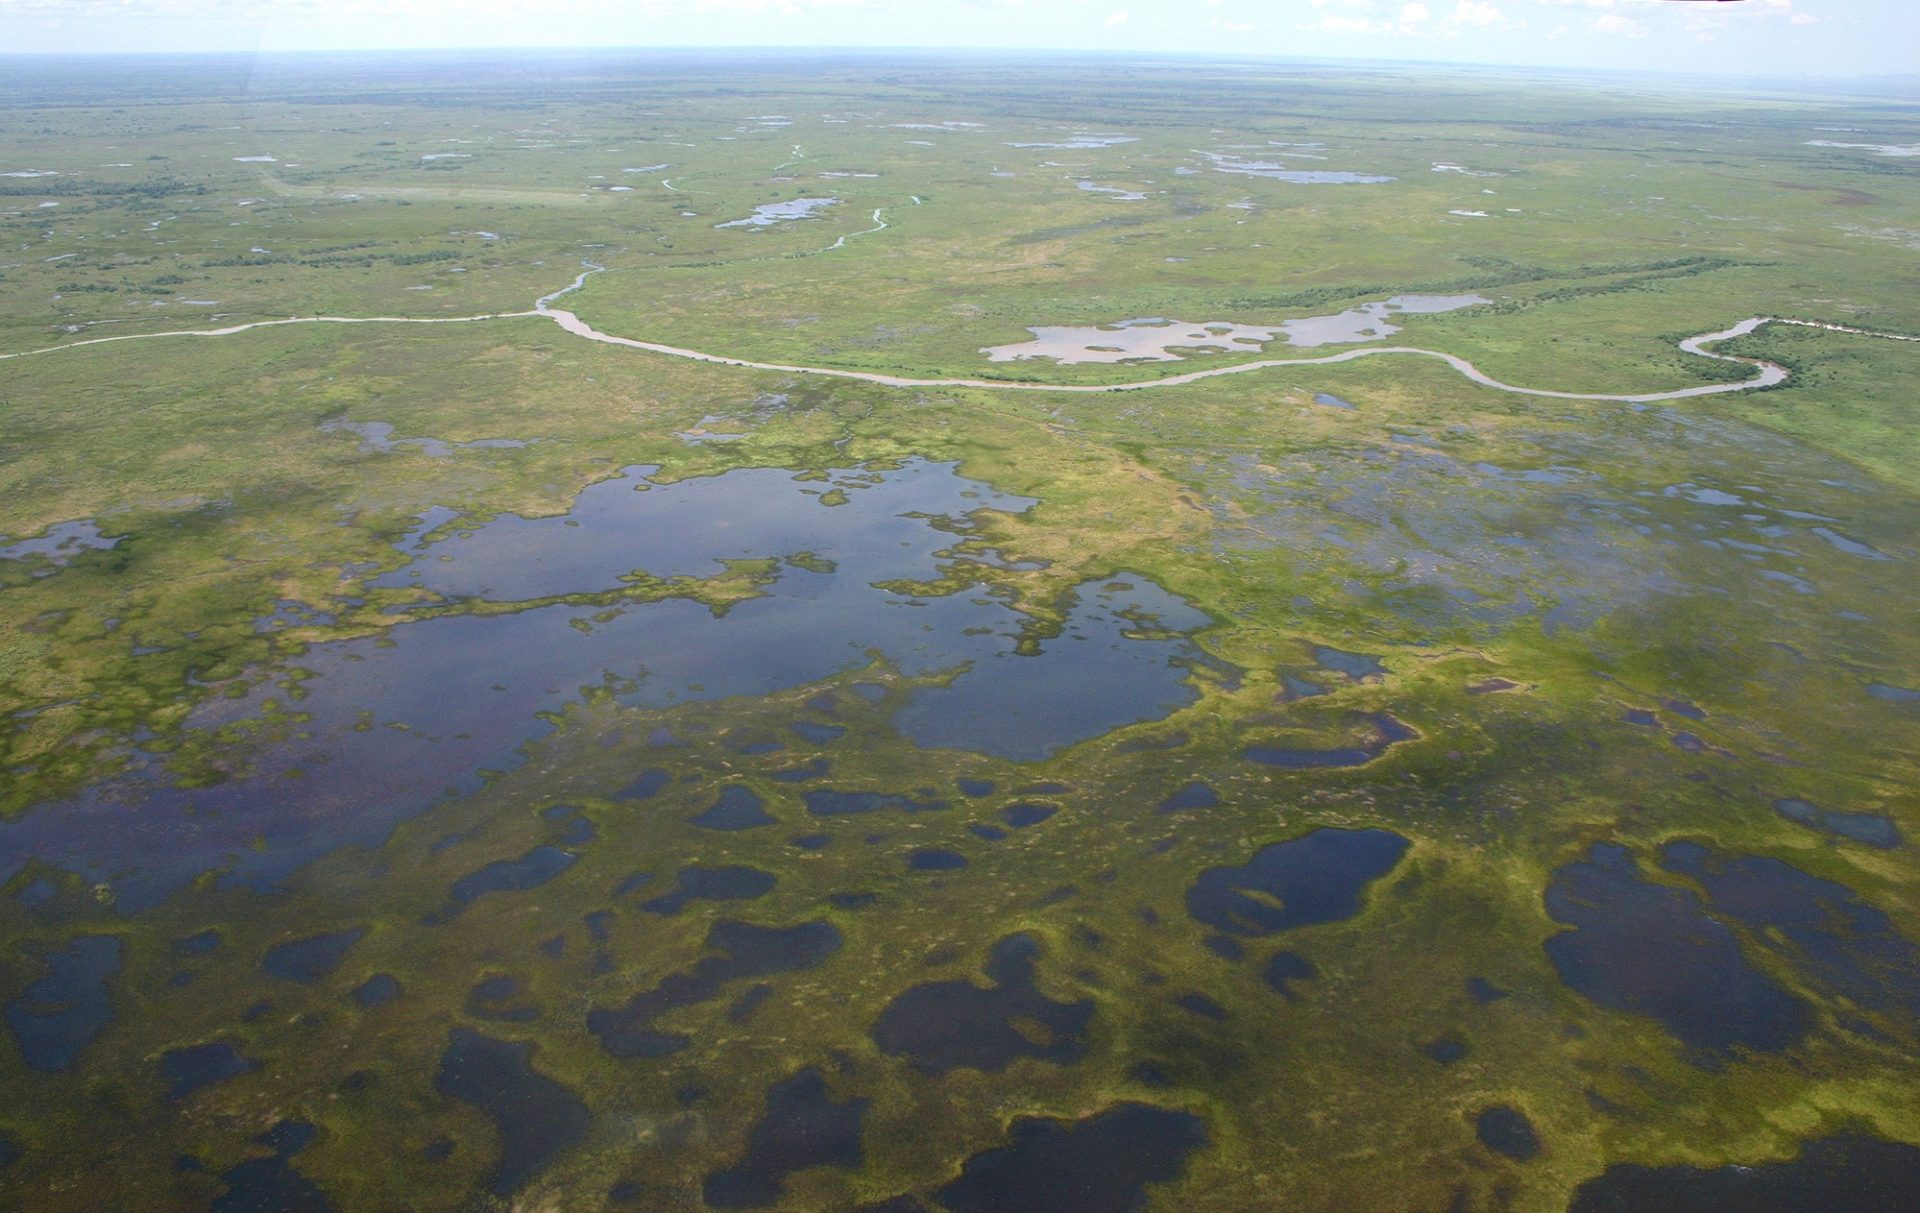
(0, 45, 1915, 86)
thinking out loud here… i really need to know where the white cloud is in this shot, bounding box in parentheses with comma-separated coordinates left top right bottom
(1588, 12, 1643, 37)
(1451, 1, 1506, 28)
(1304, 0, 1517, 38)
(1105, 10, 1129, 25)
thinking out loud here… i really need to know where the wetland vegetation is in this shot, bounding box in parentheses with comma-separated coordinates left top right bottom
(0, 49, 1916, 1213)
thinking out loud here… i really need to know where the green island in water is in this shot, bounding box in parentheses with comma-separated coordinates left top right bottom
(0, 46, 1916, 1213)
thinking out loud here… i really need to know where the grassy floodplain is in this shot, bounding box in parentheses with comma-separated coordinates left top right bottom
(1, 50, 1917, 1213)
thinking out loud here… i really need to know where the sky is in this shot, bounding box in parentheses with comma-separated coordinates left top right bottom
(0, 0, 1913, 78)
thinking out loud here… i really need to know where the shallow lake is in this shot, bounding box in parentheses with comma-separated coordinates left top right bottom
(1201, 152, 1395, 184)
(2, 460, 1208, 908)
(980, 295, 1485, 363)
(984, 319, 1282, 365)
(1004, 134, 1137, 149)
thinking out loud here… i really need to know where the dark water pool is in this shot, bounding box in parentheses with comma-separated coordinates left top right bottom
(262, 928, 366, 985)
(1543, 844, 1805, 1056)
(1475, 1105, 1541, 1161)
(693, 786, 778, 831)
(6, 934, 122, 1072)
(1771, 797, 1902, 849)
(1569, 1134, 1920, 1212)
(1659, 841, 1920, 1020)
(1263, 951, 1318, 999)
(702, 1067, 867, 1209)
(434, 1029, 588, 1197)
(161, 1040, 255, 1101)
(445, 846, 577, 911)
(933, 1103, 1207, 1213)
(640, 865, 778, 915)
(587, 919, 843, 1059)
(210, 1121, 329, 1213)
(1186, 828, 1409, 937)
(873, 934, 1092, 1074)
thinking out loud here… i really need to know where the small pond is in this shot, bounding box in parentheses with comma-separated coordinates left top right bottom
(716, 197, 838, 228)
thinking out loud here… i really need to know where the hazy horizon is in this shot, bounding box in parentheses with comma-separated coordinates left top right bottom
(1, 0, 1914, 78)
(0, 46, 1914, 100)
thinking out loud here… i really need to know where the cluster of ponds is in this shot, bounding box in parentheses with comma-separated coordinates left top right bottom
(3, 314, 1916, 1213)
(1196, 406, 1908, 637)
(1, 459, 1209, 909)
(11, 81, 1920, 1213)
(319, 419, 531, 457)
(0, 518, 121, 572)
(981, 294, 1486, 364)
(16, 686, 1911, 1211)
(2, 356, 1915, 1213)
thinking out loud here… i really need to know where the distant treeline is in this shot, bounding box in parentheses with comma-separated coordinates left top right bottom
(1475, 256, 1754, 314)
(1224, 255, 1749, 315)
(0, 178, 208, 199)
(202, 248, 461, 269)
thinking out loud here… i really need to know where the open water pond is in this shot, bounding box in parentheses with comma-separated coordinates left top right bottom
(892, 578, 1207, 761)
(932, 1103, 1207, 1213)
(1569, 1134, 1920, 1212)
(1075, 181, 1147, 200)
(1200, 152, 1395, 184)
(160, 1041, 255, 1101)
(1187, 828, 1409, 937)
(1004, 134, 1137, 149)
(6, 935, 122, 1072)
(435, 1029, 589, 1197)
(716, 197, 838, 228)
(4, 460, 1208, 908)
(703, 1067, 867, 1209)
(1772, 797, 1903, 849)
(1276, 293, 1487, 347)
(208, 1121, 330, 1213)
(1658, 841, 1920, 1021)
(1543, 844, 1810, 1056)
(984, 319, 1283, 365)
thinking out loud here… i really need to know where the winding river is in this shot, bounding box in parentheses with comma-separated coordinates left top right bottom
(4, 261, 1914, 403)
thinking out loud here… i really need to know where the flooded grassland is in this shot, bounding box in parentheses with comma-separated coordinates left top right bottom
(1, 54, 1918, 1213)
